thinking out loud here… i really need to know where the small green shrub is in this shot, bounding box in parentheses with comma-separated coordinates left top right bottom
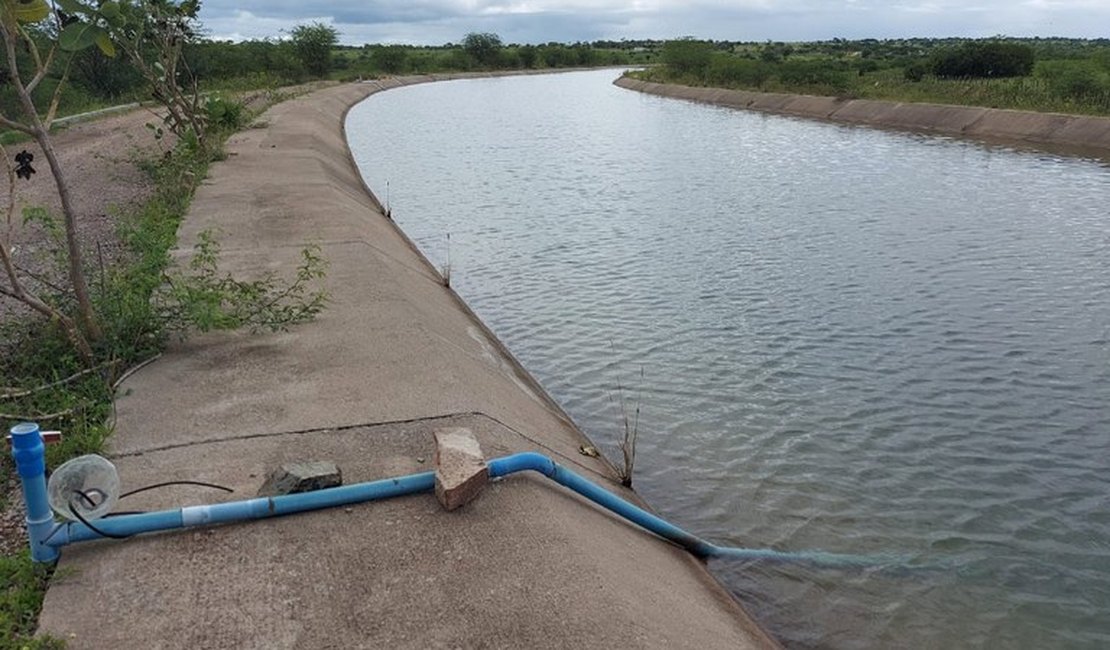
(904, 63, 927, 82)
(930, 41, 1035, 78)
(706, 54, 772, 88)
(1038, 61, 1109, 100)
(204, 95, 246, 132)
(778, 60, 853, 94)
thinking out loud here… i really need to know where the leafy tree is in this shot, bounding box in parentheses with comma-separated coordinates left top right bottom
(661, 38, 713, 77)
(930, 41, 1035, 78)
(462, 32, 502, 67)
(539, 44, 575, 67)
(371, 44, 407, 73)
(517, 44, 536, 69)
(706, 53, 771, 88)
(49, 0, 217, 147)
(0, 0, 103, 357)
(903, 62, 927, 82)
(71, 47, 142, 99)
(290, 22, 338, 77)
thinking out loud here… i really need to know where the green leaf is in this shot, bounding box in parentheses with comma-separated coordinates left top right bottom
(58, 21, 103, 51)
(98, 0, 119, 18)
(54, 0, 84, 14)
(12, 0, 50, 23)
(94, 30, 116, 57)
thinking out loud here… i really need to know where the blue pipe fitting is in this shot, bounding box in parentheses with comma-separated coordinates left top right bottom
(488, 453, 718, 557)
(9, 422, 60, 563)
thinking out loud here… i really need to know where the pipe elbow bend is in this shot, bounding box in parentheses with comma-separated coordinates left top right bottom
(488, 452, 557, 479)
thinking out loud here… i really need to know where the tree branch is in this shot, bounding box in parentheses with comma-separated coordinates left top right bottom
(43, 55, 74, 129)
(0, 113, 33, 134)
(20, 25, 56, 95)
(0, 361, 117, 399)
(1, 20, 102, 349)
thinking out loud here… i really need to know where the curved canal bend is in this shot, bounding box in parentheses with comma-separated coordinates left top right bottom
(347, 69, 1110, 649)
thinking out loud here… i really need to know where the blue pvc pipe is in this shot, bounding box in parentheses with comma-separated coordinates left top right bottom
(9, 422, 60, 563)
(487, 452, 897, 568)
(25, 441, 898, 569)
(48, 472, 436, 546)
(488, 453, 717, 556)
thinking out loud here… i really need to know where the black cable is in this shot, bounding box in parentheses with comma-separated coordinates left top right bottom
(68, 495, 130, 539)
(119, 480, 233, 499)
(71, 488, 103, 510)
(43, 482, 236, 543)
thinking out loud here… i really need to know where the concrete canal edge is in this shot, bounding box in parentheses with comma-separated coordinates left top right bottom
(615, 76, 1110, 158)
(35, 75, 782, 648)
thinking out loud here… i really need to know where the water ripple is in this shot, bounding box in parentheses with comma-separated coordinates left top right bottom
(348, 70, 1110, 649)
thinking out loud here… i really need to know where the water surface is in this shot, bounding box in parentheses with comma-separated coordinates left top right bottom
(347, 69, 1110, 649)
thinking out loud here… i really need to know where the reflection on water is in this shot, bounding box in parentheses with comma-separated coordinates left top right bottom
(348, 69, 1110, 649)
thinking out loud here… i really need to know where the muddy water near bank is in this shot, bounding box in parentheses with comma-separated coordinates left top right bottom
(347, 69, 1110, 649)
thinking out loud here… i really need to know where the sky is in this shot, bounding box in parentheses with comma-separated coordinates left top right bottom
(197, 0, 1110, 45)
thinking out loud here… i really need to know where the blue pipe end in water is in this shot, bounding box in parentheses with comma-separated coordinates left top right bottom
(25, 446, 904, 572)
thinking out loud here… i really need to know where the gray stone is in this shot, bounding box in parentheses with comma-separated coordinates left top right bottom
(434, 428, 488, 511)
(257, 460, 342, 497)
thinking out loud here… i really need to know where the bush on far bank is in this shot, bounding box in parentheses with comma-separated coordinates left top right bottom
(929, 41, 1035, 78)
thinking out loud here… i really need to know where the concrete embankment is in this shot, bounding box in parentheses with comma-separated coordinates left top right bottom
(37, 76, 779, 649)
(615, 76, 1110, 157)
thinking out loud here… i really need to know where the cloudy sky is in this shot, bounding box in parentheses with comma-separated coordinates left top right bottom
(198, 0, 1110, 45)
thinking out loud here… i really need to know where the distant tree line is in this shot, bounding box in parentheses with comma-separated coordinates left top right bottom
(926, 41, 1035, 78)
(1, 27, 648, 120)
(647, 36, 1110, 115)
(8, 28, 1109, 122)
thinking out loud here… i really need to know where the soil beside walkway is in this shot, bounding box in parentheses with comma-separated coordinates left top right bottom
(36, 79, 779, 649)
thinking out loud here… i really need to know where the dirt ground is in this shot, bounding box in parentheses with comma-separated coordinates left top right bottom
(0, 107, 168, 324)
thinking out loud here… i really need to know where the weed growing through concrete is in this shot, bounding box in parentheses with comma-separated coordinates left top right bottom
(609, 362, 644, 488)
(442, 232, 452, 287)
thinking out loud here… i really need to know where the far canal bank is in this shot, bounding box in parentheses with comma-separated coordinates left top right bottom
(616, 75, 1110, 158)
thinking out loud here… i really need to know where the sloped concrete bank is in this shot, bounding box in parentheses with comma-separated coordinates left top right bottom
(616, 76, 1110, 157)
(37, 74, 779, 649)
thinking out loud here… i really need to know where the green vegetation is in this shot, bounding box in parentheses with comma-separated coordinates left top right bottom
(462, 32, 503, 67)
(0, 2, 330, 645)
(0, 79, 326, 650)
(0, 555, 62, 649)
(290, 22, 339, 77)
(328, 39, 652, 79)
(4, 34, 653, 124)
(635, 37, 1110, 116)
(929, 41, 1034, 78)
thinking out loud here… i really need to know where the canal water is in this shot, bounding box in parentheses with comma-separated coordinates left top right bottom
(346, 69, 1110, 649)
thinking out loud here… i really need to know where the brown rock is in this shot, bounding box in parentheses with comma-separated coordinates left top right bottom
(434, 428, 488, 511)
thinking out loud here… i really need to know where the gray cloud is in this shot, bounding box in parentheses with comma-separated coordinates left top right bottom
(196, 0, 1110, 44)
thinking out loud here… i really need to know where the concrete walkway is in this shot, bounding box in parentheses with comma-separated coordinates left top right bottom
(37, 79, 779, 649)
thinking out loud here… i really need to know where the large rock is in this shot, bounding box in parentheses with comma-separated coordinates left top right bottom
(257, 460, 342, 497)
(434, 428, 488, 511)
